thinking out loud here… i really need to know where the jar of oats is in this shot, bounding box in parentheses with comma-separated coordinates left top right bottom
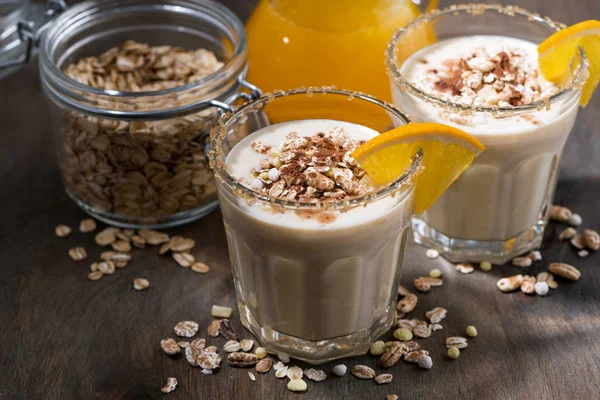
(28, 0, 257, 227)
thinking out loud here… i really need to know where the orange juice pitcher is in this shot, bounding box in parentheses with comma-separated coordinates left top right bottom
(245, 0, 437, 102)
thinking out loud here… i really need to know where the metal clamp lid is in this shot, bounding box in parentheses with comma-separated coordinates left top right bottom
(0, 0, 66, 69)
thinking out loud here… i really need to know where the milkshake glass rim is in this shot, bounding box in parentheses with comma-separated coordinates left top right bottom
(385, 3, 589, 116)
(209, 87, 421, 211)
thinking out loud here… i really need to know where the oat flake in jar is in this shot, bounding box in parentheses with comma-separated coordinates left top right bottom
(3, 0, 259, 228)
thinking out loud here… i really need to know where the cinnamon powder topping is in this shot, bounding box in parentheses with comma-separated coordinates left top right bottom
(246, 128, 370, 202)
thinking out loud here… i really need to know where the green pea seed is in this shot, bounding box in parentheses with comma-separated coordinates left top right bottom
(393, 328, 413, 342)
(466, 325, 478, 337)
(480, 261, 492, 272)
(429, 268, 442, 278)
(447, 347, 460, 359)
(370, 340, 386, 356)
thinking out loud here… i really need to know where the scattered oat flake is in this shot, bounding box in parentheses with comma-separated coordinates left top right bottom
(219, 319, 237, 340)
(177, 341, 190, 348)
(275, 365, 289, 378)
(173, 252, 194, 267)
(287, 366, 303, 380)
(111, 240, 131, 252)
(55, 224, 72, 237)
(190, 338, 206, 352)
(79, 218, 96, 233)
(174, 320, 199, 337)
(455, 263, 474, 274)
(68, 247, 87, 261)
(351, 365, 375, 379)
(198, 351, 222, 370)
(228, 352, 258, 367)
(161, 377, 177, 394)
(549, 263, 581, 281)
(191, 262, 210, 274)
(207, 320, 220, 337)
(256, 358, 273, 373)
(388, 395, 399, 400)
(160, 338, 180, 355)
(95, 228, 117, 246)
(248, 371, 256, 381)
(133, 278, 149, 291)
(304, 368, 327, 382)
(88, 271, 103, 281)
(375, 373, 393, 384)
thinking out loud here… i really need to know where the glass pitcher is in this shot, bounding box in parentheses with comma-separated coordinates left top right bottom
(245, 0, 437, 102)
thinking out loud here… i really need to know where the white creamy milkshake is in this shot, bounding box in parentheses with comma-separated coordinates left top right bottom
(393, 35, 581, 262)
(216, 119, 415, 362)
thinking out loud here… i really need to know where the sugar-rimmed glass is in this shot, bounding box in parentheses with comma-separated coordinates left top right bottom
(386, 4, 588, 263)
(209, 87, 420, 364)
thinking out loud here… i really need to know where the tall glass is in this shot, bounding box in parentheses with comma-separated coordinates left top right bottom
(209, 88, 419, 363)
(386, 4, 588, 264)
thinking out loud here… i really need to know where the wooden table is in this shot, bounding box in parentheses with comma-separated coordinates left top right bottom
(1, 1, 598, 399)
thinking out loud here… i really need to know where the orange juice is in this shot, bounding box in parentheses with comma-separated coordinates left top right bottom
(246, 0, 437, 102)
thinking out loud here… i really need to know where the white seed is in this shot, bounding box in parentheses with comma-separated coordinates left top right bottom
(426, 249, 439, 259)
(211, 305, 232, 318)
(248, 371, 256, 382)
(568, 213, 582, 227)
(268, 168, 280, 181)
(527, 251, 542, 261)
(333, 364, 347, 376)
(417, 354, 433, 369)
(578, 250, 590, 258)
(133, 278, 150, 291)
(251, 178, 264, 190)
(534, 281, 549, 296)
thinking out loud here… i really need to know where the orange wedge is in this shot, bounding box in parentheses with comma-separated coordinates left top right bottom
(538, 20, 600, 106)
(351, 123, 485, 214)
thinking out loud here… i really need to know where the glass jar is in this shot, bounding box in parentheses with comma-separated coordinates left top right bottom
(209, 88, 420, 363)
(386, 4, 588, 263)
(32, 0, 258, 228)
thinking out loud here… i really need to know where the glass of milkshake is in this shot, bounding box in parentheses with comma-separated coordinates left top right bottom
(386, 4, 589, 263)
(209, 88, 419, 363)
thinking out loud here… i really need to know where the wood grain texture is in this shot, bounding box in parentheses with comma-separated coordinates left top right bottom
(0, 0, 599, 399)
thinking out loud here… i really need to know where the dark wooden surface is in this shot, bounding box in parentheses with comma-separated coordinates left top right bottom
(1, 1, 599, 399)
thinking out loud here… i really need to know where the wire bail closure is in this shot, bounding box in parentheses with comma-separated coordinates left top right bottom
(0, 0, 67, 69)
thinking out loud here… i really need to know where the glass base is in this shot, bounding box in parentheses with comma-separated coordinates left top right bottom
(237, 299, 396, 365)
(412, 217, 546, 264)
(65, 186, 219, 229)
